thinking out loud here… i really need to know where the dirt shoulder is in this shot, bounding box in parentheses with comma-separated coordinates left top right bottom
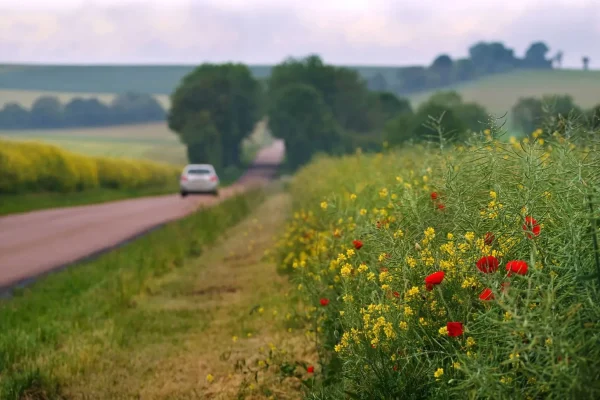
(60, 191, 315, 399)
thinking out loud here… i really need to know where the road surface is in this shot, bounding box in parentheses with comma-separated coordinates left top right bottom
(0, 139, 285, 290)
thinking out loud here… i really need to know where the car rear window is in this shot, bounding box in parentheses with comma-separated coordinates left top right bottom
(187, 169, 212, 175)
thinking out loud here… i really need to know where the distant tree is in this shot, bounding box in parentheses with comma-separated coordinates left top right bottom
(583, 56, 590, 70)
(553, 51, 564, 68)
(376, 92, 412, 120)
(0, 103, 30, 129)
(523, 41, 552, 69)
(397, 66, 432, 93)
(64, 98, 111, 127)
(469, 41, 517, 73)
(430, 54, 454, 85)
(453, 58, 477, 81)
(268, 83, 340, 169)
(169, 63, 261, 168)
(110, 92, 165, 124)
(512, 97, 544, 134)
(367, 72, 388, 92)
(30, 96, 64, 128)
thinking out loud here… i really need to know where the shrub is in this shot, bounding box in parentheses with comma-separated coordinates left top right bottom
(274, 125, 600, 398)
(0, 139, 179, 194)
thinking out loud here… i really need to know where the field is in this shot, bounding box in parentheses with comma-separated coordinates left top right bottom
(0, 119, 272, 167)
(0, 122, 187, 165)
(272, 127, 600, 398)
(408, 69, 600, 116)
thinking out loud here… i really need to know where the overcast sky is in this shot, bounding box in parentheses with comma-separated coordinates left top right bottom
(0, 0, 598, 68)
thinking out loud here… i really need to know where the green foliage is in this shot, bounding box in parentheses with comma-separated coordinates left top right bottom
(385, 91, 489, 146)
(275, 122, 600, 399)
(512, 95, 584, 134)
(268, 83, 341, 169)
(0, 93, 165, 129)
(169, 63, 261, 169)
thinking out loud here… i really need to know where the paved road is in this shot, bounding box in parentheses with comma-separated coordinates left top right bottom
(0, 139, 285, 290)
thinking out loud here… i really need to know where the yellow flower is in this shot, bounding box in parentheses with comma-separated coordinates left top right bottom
(406, 256, 417, 268)
(206, 374, 214, 383)
(350, 193, 357, 201)
(340, 264, 352, 278)
(399, 321, 408, 330)
(466, 337, 476, 347)
(545, 338, 553, 346)
(258, 307, 264, 314)
(258, 360, 266, 367)
(504, 311, 512, 321)
(464, 232, 475, 242)
(232, 336, 238, 342)
(438, 326, 448, 335)
(489, 190, 497, 199)
(404, 306, 414, 317)
(360, 208, 367, 216)
(452, 362, 460, 369)
(320, 201, 328, 210)
(434, 368, 444, 379)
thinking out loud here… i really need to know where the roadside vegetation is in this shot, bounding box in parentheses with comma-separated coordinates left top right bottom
(272, 118, 600, 398)
(0, 189, 269, 398)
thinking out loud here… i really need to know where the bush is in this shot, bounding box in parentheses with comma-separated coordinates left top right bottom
(274, 125, 600, 398)
(0, 139, 179, 194)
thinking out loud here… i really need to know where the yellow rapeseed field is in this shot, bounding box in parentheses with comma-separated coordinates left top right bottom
(0, 139, 180, 193)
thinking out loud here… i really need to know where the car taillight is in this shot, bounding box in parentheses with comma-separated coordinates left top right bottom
(210, 175, 218, 182)
(180, 175, 187, 182)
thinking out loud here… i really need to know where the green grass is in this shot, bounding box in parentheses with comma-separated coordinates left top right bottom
(0, 189, 266, 399)
(0, 184, 181, 216)
(408, 69, 600, 117)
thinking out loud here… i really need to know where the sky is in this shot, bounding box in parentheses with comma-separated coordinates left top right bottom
(0, 0, 598, 68)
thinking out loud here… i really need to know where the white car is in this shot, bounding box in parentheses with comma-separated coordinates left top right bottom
(180, 164, 220, 197)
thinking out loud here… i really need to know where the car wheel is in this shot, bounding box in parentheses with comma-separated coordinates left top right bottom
(180, 191, 188, 197)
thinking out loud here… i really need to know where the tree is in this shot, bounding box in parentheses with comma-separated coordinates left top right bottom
(583, 56, 590, 70)
(553, 51, 564, 68)
(367, 72, 388, 92)
(0, 103, 30, 128)
(512, 97, 544, 134)
(64, 98, 111, 127)
(430, 54, 454, 86)
(268, 55, 375, 133)
(523, 42, 552, 69)
(30, 96, 63, 128)
(397, 66, 433, 93)
(453, 59, 476, 81)
(110, 92, 165, 124)
(268, 83, 340, 169)
(469, 42, 517, 73)
(169, 63, 261, 167)
(182, 111, 222, 166)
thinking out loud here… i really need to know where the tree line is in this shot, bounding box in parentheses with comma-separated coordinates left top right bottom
(168, 54, 598, 173)
(512, 95, 600, 134)
(368, 41, 592, 95)
(0, 93, 165, 129)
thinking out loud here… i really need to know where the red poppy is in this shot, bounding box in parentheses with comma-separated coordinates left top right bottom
(320, 298, 329, 306)
(479, 288, 495, 301)
(425, 271, 445, 291)
(380, 267, 389, 272)
(431, 192, 438, 200)
(393, 364, 399, 371)
(506, 260, 528, 276)
(352, 240, 363, 250)
(393, 291, 400, 298)
(522, 216, 541, 238)
(476, 256, 499, 273)
(307, 366, 314, 373)
(447, 322, 464, 337)
(437, 203, 446, 210)
(484, 232, 495, 246)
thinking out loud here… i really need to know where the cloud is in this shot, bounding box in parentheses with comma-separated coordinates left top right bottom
(0, 0, 598, 67)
